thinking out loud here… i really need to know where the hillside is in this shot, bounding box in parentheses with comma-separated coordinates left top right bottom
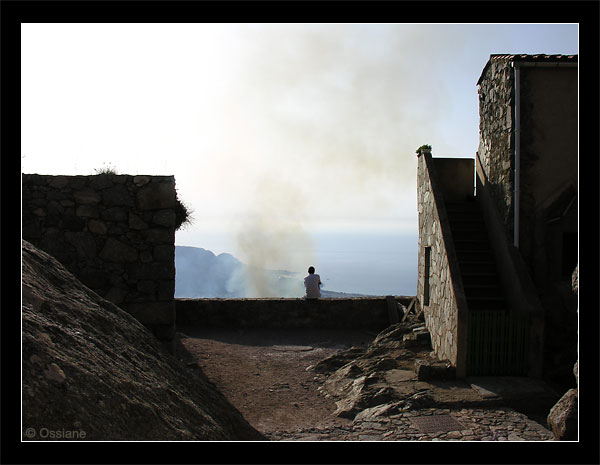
(175, 245, 369, 298)
(175, 245, 244, 298)
(21, 240, 264, 441)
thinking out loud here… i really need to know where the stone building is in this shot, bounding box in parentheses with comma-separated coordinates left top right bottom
(417, 54, 578, 387)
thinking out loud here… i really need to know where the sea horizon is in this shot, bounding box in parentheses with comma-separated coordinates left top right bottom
(175, 230, 418, 297)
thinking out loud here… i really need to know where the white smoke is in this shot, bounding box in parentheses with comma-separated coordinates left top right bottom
(230, 176, 315, 297)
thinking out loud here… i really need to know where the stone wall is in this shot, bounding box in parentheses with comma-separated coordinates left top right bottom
(22, 174, 177, 343)
(175, 297, 414, 330)
(477, 56, 515, 241)
(477, 58, 578, 389)
(416, 153, 469, 376)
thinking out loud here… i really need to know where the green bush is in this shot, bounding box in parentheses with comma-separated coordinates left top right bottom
(415, 144, 432, 154)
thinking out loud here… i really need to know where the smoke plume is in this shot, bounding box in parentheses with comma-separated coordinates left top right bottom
(230, 177, 315, 297)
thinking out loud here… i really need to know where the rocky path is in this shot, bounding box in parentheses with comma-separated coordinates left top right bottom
(267, 406, 553, 441)
(176, 326, 556, 442)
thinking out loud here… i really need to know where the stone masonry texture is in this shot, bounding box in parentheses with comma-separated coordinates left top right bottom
(417, 154, 468, 373)
(22, 174, 177, 342)
(477, 56, 515, 241)
(175, 297, 414, 330)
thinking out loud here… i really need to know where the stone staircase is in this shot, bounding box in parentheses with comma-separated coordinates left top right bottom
(444, 200, 506, 312)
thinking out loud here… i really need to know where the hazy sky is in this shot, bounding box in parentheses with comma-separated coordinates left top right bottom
(21, 23, 578, 265)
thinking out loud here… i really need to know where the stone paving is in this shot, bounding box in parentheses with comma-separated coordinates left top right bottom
(266, 406, 553, 441)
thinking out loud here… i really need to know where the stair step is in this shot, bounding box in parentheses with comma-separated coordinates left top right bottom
(451, 230, 489, 241)
(446, 207, 482, 214)
(445, 201, 480, 210)
(453, 239, 490, 250)
(449, 218, 485, 230)
(462, 271, 497, 276)
(455, 250, 495, 259)
(461, 274, 500, 286)
(447, 214, 484, 223)
(464, 285, 503, 298)
(467, 297, 506, 310)
(450, 225, 487, 233)
(462, 272, 498, 278)
(445, 200, 509, 311)
(459, 263, 497, 274)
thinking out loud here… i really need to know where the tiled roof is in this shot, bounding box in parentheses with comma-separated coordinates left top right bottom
(477, 54, 578, 85)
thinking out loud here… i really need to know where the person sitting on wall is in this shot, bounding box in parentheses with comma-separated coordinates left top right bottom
(304, 266, 322, 299)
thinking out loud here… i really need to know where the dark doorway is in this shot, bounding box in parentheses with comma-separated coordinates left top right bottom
(424, 247, 431, 306)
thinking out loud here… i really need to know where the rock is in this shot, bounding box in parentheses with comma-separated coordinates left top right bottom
(415, 359, 455, 381)
(73, 190, 100, 205)
(413, 327, 431, 343)
(75, 205, 99, 218)
(371, 323, 410, 346)
(507, 432, 526, 441)
(309, 347, 365, 374)
(332, 380, 397, 420)
(62, 214, 86, 230)
(137, 182, 175, 210)
(153, 245, 175, 263)
(47, 176, 69, 189)
(152, 210, 176, 227)
(334, 376, 367, 418)
(89, 174, 114, 190)
(87, 219, 108, 235)
(339, 363, 364, 378)
(103, 184, 134, 207)
(403, 390, 434, 410)
(65, 232, 97, 259)
(44, 363, 66, 384)
(547, 388, 578, 440)
(133, 176, 151, 186)
(372, 357, 397, 371)
(128, 212, 148, 230)
(21, 240, 264, 441)
(100, 237, 138, 263)
(353, 402, 403, 423)
(100, 207, 127, 222)
(29, 354, 44, 365)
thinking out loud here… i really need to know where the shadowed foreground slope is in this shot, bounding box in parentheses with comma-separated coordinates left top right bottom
(21, 240, 264, 441)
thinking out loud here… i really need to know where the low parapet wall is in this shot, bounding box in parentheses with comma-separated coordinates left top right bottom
(175, 296, 414, 330)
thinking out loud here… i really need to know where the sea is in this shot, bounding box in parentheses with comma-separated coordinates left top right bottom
(310, 232, 418, 297)
(176, 230, 418, 297)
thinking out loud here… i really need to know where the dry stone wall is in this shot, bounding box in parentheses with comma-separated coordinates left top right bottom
(477, 57, 515, 241)
(416, 153, 468, 376)
(175, 297, 414, 330)
(22, 174, 177, 343)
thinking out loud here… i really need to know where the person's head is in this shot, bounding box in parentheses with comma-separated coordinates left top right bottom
(308, 266, 315, 274)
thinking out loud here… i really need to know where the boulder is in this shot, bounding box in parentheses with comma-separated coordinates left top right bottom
(415, 359, 455, 381)
(316, 315, 436, 420)
(21, 240, 264, 441)
(545, 264, 578, 441)
(547, 388, 578, 441)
